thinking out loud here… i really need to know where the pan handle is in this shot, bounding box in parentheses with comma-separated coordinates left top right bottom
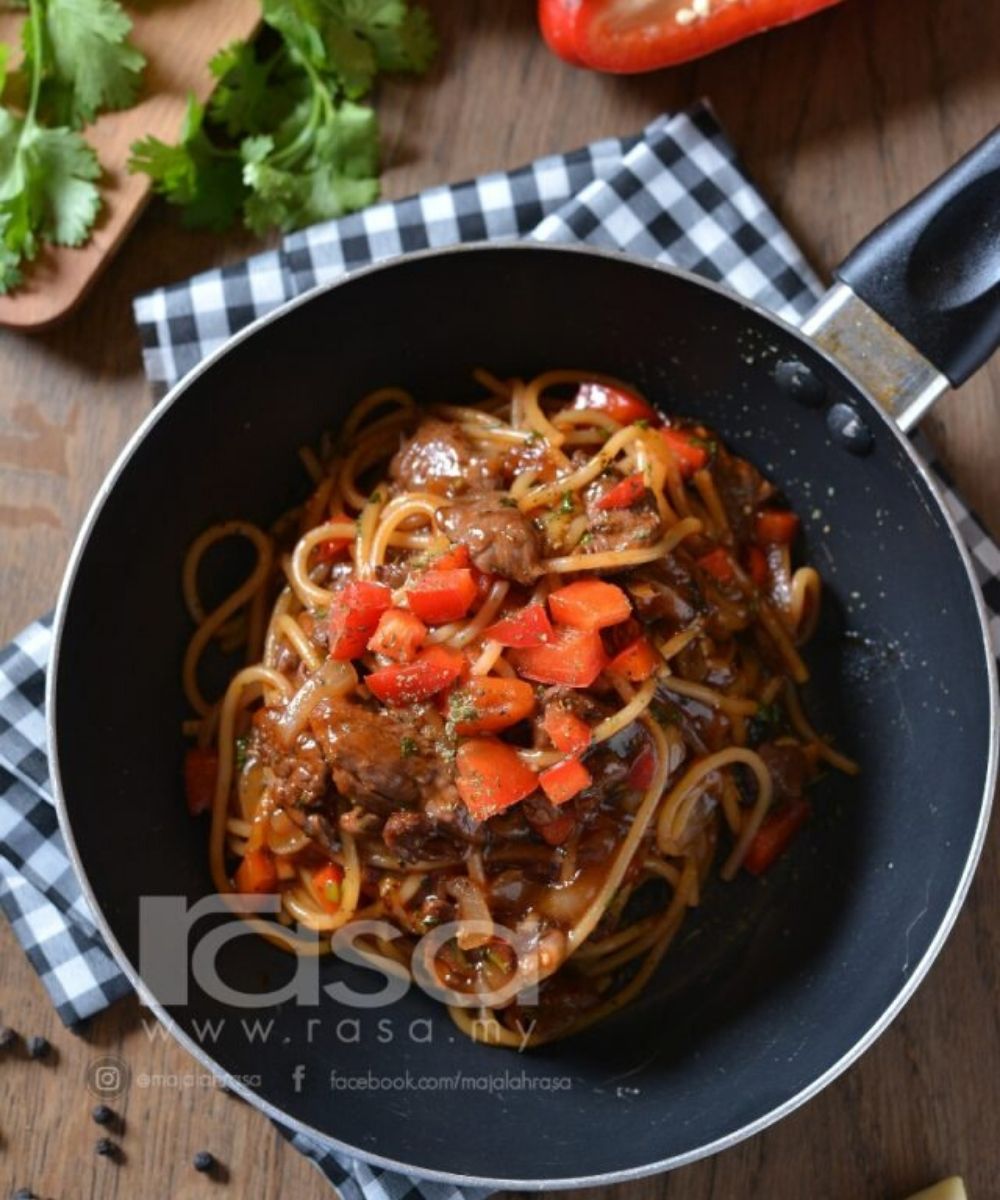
(803, 127, 1000, 430)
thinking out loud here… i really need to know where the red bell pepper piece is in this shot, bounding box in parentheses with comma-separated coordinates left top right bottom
(744, 798, 811, 875)
(660, 426, 709, 478)
(548, 579, 632, 631)
(367, 608, 427, 662)
(449, 678, 537, 734)
(366, 646, 465, 705)
(234, 848, 278, 894)
(456, 738, 539, 820)
(315, 515, 353, 562)
(541, 705, 592, 755)
(573, 380, 659, 426)
(607, 635, 659, 682)
(483, 603, 554, 648)
(628, 743, 656, 791)
(595, 472, 647, 511)
(183, 746, 218, 816)
(434, 544, 470, 570)
(746, 544, 769, 588)
(539, 756, 592, 805)
(544, 0, 844, 74)
(407, 568, 478, 624)
(312, 862, 345, 912)
(509, 626, 608, 687)
(329, 581, 392, 660)
(754, 509, 801, 545)
(697, 547, 737, 584)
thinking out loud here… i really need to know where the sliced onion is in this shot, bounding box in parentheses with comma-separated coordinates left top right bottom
(274, 659, 357, 746)
(446, 877, 494, 950)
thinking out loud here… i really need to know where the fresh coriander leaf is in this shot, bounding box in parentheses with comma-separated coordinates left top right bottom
(209, 41, 279, 138)
(129, 95, 244, 231)
(26, 0, 146, 128)
(320, 17, 377, 98)
(263, 0, 329, 71)
(26, 122, 101, 243)
(366, 4, 437, 72)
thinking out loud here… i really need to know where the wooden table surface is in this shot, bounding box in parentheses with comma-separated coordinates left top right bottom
(2, 2, 999, 1197)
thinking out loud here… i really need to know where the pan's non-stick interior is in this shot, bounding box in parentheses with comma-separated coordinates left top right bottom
(54, 247, 994, 1185)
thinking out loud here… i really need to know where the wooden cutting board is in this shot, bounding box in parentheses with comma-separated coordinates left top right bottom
(0, 0, 261, 331)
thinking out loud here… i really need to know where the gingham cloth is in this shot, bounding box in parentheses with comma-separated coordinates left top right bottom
(2, 102, 998, 1199)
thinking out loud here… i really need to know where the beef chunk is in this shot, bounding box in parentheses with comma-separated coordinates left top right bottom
(249, 712, 328, 809)
(437, 494, 543, 584)
(623, 558, 699, 627)
(390, 419, 492, 497)
(382, 811, 465, 863)
(584, 476, 663, 554)
(309, 697, 454, 815)
(713, 448, 776, 542)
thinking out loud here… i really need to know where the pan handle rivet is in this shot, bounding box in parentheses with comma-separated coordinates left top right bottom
(774, 359, 825, 406)
(827, 402, 874, 454)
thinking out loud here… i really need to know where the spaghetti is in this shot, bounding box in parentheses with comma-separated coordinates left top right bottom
(181, 370, 857, 1046)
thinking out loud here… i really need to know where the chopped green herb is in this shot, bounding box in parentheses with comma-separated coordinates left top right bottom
(650, 700, 680, 727)
(399, 735, 418, 757)
(368, 489, 382, 504)
(499, 496, 518, 508)
(579, 531, 593, 546)
(234, 734, 249, 770)
(747, 700, 786, 747)
(559, 491, 574, 515)
(635, 418, 650, 429)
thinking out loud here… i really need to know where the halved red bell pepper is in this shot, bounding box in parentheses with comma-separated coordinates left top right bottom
(366, 646, 465, 705)
(483, 603, 554, 648)
(541, 0, 844, 75)
(367, 607, 427, 662)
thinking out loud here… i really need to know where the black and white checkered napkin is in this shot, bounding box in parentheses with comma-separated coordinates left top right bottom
(2, 102, 999, 1198)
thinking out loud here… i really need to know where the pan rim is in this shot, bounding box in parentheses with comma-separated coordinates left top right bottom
(48, 240, 999, 1190)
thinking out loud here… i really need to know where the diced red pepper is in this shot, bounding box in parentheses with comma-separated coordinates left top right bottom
(234, 848, 278, 894)
(315, 516, 352, 562)
(539, 756, 592, 805)
(754, 510, 801, 545)
(184, 746, 219, 816)
(542, 705, 592, 755)
(483, 603, 554, 648)
(434, 544, 471, 570)
(744, 799, 812, 876)
(545, 0, 844, 75)
(407, 568, 478, 624)
(548, 579, 632, 631)
(312, 862, 345, 912)
(456, 738, 539, 820)
(627, 744, 656, 791)
(537, 811, 577, 846)
(697, 547, 737, 585)
(450, 678, 536, 734)
(509, 626, 608, 687)
(366, 646, 465, 705)
(607, 635, 659, 682)
(746, 544, 769, 588)
(595, 472, 647, 511)
(660, 426, 709, 478)
(329, 581, 392, 660)
(573, 380, 659, 426)
(367, 608, 427, 662)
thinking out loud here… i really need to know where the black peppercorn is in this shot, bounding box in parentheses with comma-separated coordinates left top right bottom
(95, 1137, 117, 1158)
(11, 1188, 35, 1200)
(92, 1103, 115, 1127)
(0, 1026, 16, 1050)
(25, 1036, 50, 1060)
(193, 1150, 216, 1173)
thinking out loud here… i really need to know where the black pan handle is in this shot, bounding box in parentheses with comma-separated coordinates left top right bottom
(834, 126, 1000, 387)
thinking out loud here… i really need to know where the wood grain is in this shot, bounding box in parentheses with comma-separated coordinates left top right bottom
(0, 0, 261, 330)
(2, 1, 1000, 1197)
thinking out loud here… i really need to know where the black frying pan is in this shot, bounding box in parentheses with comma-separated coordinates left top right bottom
(51, 127, 1000, 1188)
